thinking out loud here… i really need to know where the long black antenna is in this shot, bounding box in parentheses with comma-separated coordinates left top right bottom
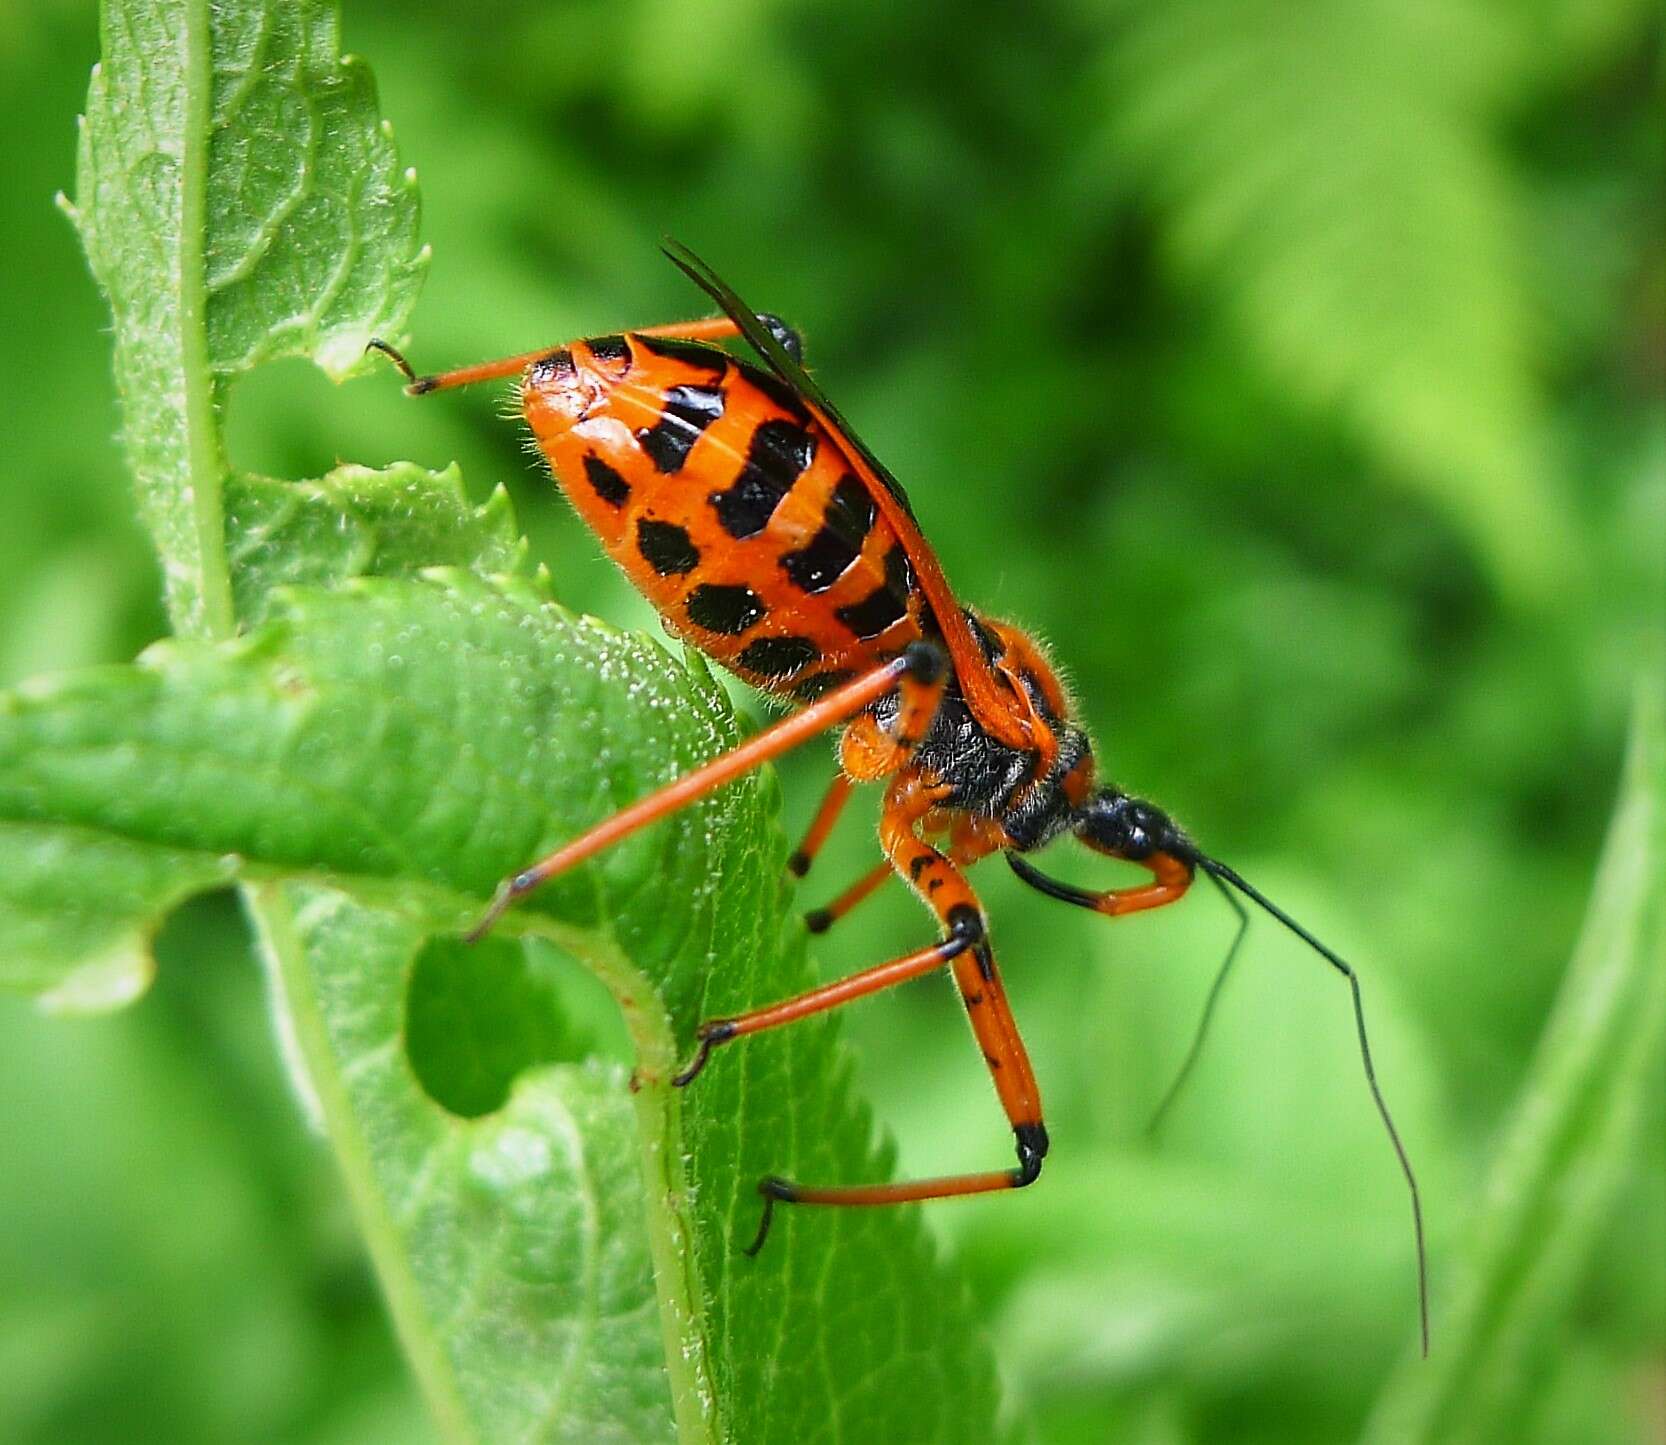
(1145, 871, 1248, 1137)
(1196, 856, 1430, 1357)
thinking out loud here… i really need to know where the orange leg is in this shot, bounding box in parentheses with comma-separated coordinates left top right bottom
(1100, 851, 1194, 915)
(468, 642, 947, 940)
(366, 338, 559, 395)
(748, 775, 1049, 1251)
(803, 860, 893, 934)
(1004, 845, 1229, 1137)
(631, 316, 746, 344)
(787, 774, 854, 878)
(635, 312, 803, 360)
(670, 930, 964, 1088)
(367, 312, 801, 396)
(876, 774, 1043, 1134)
(679, 770, 1049, 1253)
(1007, 848, 1194, 917)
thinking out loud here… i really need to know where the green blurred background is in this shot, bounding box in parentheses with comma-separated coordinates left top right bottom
(2, 1, 1661, 1441)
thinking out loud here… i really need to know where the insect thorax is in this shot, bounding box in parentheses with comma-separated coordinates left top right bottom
(870, 670, 1092, 852)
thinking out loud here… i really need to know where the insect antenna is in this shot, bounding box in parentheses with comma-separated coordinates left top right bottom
(1144, 870, 1248, 1138)
(1194, 855, 1430, 1357)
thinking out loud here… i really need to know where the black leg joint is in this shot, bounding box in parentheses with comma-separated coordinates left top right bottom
(671, 1019, 737, 1087)
(943, 904, 993, 977)
(744, 1175, 798, 1257)
(942, 906, 994, 978)
(901, 639, 948, 686)
(756, 313, 803, 362)
(759, 1175, 799, 1202)
(1013, 1122, 1049, 1187)
(786, 849, 811, 877)
(945, 903, 985, 947)
(804, 907, 834, 934)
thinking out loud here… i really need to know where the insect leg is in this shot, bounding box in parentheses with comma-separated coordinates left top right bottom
(670, 928, 969, 1087)
(633, 312, 803, 361)
(1006, 849, 1195, 917)
(803, 860, 893, 934)
(787, 774, 854, 878)
(1005, 850, 1222, 1128)
(365, 339, 559, 396)
(742, 776, 1048, 1253)
(469, 642, 947, 940)
(366, 311, 803, 397)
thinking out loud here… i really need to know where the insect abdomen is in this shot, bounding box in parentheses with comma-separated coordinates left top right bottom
(523, 332, 929, 700)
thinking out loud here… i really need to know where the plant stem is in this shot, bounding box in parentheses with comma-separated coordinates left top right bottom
(156, 6, 477, 1431)
(174, 0, 235, 643)
(248, 884, 478, 1442)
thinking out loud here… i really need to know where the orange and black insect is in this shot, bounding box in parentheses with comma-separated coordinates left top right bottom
(370, 242, 1429, 1353)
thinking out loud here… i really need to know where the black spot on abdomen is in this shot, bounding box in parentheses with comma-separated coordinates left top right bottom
(711, 418, 817, 538)
(781, 475, 873, 593)
(687, 583, 767, 635)
(638, 383, 725, 473)
(737, 636, 820, 678)
(582, 454, 630, 507)
(636, 518, 700, 575)
(835, 544, 912, 639)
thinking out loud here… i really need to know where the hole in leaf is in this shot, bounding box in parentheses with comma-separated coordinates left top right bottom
(404, 934, 626, 1118)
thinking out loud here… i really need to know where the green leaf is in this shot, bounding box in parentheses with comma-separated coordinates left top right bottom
(250, 887, 679, 1444)
(0, 821, 234, 1011)
(65, 0, 425, 634)
(0, 572, 1003, 1440)
(225, 463, 523, 624)
(1362, 676, 1665, 1442)
(54, 1, 1004, 1438)
(1091, 0, 1572, 601)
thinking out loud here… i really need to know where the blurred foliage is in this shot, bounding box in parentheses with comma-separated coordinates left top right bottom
(0, 0, 1660, 1441)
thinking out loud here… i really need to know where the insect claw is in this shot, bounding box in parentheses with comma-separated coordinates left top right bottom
(672, 1020, 737, 1086)
(364, 336, 417, 384)
(743, 1176, 795, 1257)
(670, 1036, 715, 1088)
(465, 878, 517, 943)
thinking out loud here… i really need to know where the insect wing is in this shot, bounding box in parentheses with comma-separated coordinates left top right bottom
(662, 241, 917, 520)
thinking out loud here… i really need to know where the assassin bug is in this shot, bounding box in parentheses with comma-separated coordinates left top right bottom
(369, 242, 1430, 1353)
